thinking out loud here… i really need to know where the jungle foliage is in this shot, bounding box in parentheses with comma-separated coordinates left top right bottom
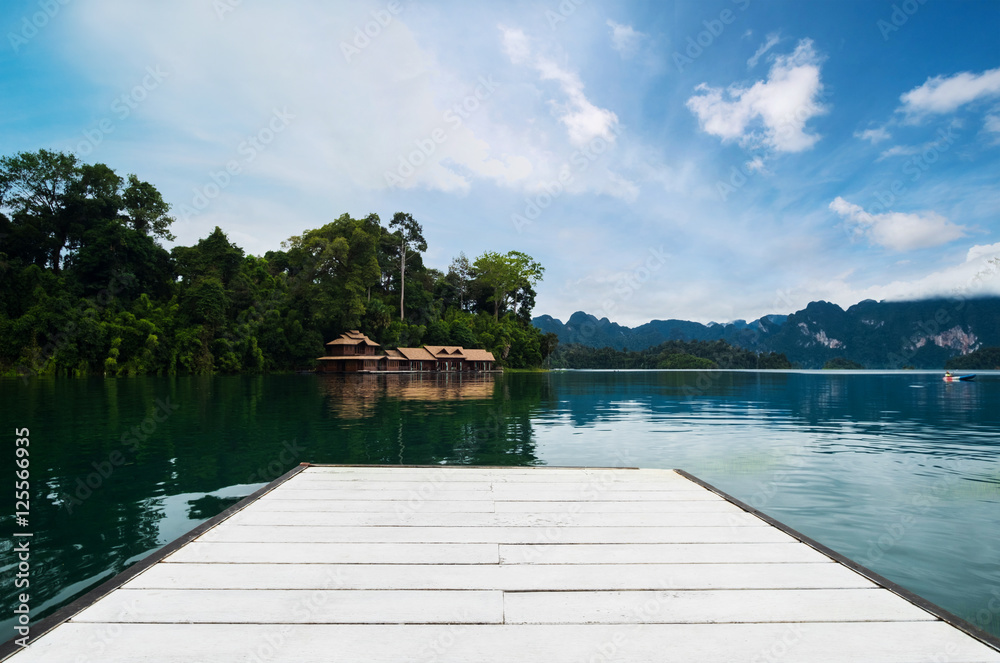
(0, 150, 551, 376)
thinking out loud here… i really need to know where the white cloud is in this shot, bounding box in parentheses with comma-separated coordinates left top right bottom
(745, 156, 767, 173)
(536, 58, 619, 146)
(876, 144, 921, 160)
(829, 197, 968, 252)
(59, 2, 540, 205)
(498, 25, 620, 148)
(687, 39, 826, 153)
(985, 113, 1000, 134)
(607, 20, 644, 58)
(855, 127, 891, 144)
(899, 67, 1000, 118)
(817, 243, 1000, 308)
(499, 25, 530, 64)
(747, 32, 780, 69)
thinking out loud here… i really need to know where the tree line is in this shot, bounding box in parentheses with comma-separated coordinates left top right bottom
(0, 149, 553, 376)
(545, 339, 793, 370)
(945, 347, 1000, 370)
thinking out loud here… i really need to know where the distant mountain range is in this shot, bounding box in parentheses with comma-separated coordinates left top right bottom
(533, 297, 1000, 369)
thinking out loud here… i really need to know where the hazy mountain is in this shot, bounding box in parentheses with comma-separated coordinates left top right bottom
(533, 297, 1000, 369)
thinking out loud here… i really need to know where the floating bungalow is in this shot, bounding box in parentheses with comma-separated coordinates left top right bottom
(317, 331, 498, 373)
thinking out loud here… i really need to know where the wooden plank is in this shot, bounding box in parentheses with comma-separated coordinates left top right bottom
(283, 479, 495, 491)
(12, 623, 1000, 662)
(252, 499, 496, 513)
(492, 489, 721, 501)
(495, 500, 740, 513)
(504, 588, 937, 624)
(200, 525, 795, 544)
(259, 488, 494, 501)
(499, 543, 833, 565)
(262, 488, 718, 503)
(489, 481, 701, 492)
(295, 472, 691, 485)
(303, 466, 643, 475)
(72, 589, 503, 624)
(226, 510, 769, 528)
(123, 562, 876, 591)
(164, 542, 499, 565)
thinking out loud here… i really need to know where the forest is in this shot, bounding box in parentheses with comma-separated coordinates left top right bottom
(944, 347, 1000, 370)
(0, 150, 556, 376)
(545, 339, 793, 370)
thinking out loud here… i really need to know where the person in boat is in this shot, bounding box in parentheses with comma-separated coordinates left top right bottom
(945, 371, 953, 378)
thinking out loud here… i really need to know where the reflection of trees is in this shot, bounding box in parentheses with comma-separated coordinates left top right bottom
(545, 370, 997, 456)
(319, 373, 544, 466)
(187, 494, 243, 519)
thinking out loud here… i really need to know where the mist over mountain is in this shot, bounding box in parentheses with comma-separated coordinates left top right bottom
(533, 297, 1000, 369)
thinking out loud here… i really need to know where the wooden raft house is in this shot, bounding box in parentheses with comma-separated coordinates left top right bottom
(316, 331, 498, 373)
(4, 465, 999, 662)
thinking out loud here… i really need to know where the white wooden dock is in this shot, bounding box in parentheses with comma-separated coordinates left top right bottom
(4, 465, 1000, 662)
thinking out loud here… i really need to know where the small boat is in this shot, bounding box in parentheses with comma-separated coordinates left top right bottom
(943, 374, 975, 382)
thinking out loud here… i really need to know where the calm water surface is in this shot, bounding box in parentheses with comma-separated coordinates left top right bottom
(2, 370, 999, 640)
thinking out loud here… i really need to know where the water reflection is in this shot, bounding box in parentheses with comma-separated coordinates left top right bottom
(320, 373, 498, 418)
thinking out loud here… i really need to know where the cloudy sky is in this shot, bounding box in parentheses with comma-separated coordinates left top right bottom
(3, 0, 999, 324)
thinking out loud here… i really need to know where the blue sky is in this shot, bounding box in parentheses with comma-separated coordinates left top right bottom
(2, 0, 999, 324)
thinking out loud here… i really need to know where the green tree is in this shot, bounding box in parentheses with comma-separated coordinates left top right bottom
(122, 175, 176, 242)
(389, 212, 427, 321)
(447, 252, 473, 312)
(473, 250, 544, 321)
(0, 149, 81, 271)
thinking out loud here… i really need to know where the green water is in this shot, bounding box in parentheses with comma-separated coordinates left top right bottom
(2, 371, 999, 641)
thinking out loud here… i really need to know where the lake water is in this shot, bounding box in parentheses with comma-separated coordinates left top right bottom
(2, 370, 999, 641)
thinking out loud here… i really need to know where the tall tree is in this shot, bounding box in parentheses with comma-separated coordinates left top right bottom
(0, 150, 80, 272)
(473, 250, 544, 320)
(122, 175, 176, 242)
(389, 212, 426, 320)
(448, 252, 473, 312)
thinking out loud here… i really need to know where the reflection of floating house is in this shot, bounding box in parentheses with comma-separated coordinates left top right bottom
(320, 373, 497, 418)
(317, 331, 498, 373)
